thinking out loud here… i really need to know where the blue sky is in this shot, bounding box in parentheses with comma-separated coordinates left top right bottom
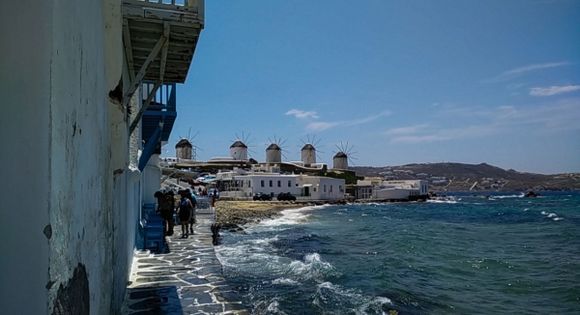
(166, 0, 580, 174)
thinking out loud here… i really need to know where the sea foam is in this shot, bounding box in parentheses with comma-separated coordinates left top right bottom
(313, 281, 392, 313)
(286, 253, 339, 282)
(259, 204, 330, 227)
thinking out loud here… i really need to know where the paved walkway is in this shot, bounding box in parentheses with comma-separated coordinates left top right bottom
(122, 212, 248, 315)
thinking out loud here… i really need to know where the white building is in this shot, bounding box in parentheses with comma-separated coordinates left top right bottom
(216, 171, 300, 198)
(216, 171, 345, 201)
(297, 175, 345, 201)
(357, 179, 428, 201)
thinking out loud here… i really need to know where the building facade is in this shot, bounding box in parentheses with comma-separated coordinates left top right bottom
(216, 172, 300, 198)
(297, 175, 346, 201)
(0, 0, 204, 313)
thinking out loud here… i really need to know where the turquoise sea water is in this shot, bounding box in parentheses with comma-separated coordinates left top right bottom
(215, 192, 580, 314)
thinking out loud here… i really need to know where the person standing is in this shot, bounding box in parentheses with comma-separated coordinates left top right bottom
(178, 190, 193, 238)
(155, 191, 175, 236)
(186, 190, 197, 235)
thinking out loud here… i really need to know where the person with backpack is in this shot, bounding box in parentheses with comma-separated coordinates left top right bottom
(186, 190, 197, 235)
(177, 190, 193, 238)
(155, 190, 175, 236)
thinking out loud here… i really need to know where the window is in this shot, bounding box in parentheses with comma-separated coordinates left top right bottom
(277, 180, 281, 187)
(261, 180, 264, 187)
(313, 187, 317, 192)
(248, 180, 251, 187)
(288, 180, 292, 187)
(329, 185, 333, 193)
(269, 180, 273, 187)
(339, 185, 343, 192)
(323, 184, 327, 192)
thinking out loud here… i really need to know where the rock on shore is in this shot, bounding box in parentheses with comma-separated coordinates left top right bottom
(215, 201, 305, 229)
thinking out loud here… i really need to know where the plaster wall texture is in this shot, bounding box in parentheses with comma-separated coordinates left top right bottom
(143, 154, 161, 205)
(1, 0, 138, 314)
(301, 149, 316, 165)
(176, 146, 193, 160)
(0, 1, 51, 313)
(240, 175, 300, 196)
(230, 147, 248, 161)
(47, 1, 114, 313)
(333, 156, 348, 170)
(266, 149, 282, 163)
(298, 176, 345, 200)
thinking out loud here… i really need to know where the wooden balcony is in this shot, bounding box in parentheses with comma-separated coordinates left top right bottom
(122, 0, 204, 84)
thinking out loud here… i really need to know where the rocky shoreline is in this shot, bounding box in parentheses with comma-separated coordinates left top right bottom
(214, 201, 308, 230)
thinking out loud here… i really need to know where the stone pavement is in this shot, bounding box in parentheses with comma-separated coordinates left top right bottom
(121, 212, 248, 315)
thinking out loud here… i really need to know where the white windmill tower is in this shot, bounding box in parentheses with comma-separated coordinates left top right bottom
(175, 139, 193, 161)
(266, 143, 282, 163)
(265, 136, 288, 164)
(229, 132, 255, 161)
(299, 135, 323, 167)
(175, 129, 201, 161)
(332, 141, 357, 170)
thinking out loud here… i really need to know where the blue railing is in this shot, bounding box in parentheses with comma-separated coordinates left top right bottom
(139, 82, 177, 171)
(141, 82, 176, 111)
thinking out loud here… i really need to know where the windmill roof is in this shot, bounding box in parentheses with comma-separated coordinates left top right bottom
(175, 139, 192, 148)
(230, 140, 248, 148)
(301, 144, 315, 150)
(266, 143, 281, 150)
(334, 151, 347, 158)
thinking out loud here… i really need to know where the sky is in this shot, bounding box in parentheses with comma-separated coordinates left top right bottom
(166, 0, 580, 174)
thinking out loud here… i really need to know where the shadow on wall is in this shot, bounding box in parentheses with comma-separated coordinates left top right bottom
(124, 286, 183, 314)
(51, 264, 90, 315)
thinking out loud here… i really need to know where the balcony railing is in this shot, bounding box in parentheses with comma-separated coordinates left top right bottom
(141, 82, 176, 112)
(130, 0, 205, 20)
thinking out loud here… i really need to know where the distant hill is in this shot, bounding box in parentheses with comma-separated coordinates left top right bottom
(350, 163, 580, 192)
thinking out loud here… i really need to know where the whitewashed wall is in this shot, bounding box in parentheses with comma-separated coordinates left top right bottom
(0, 1, 51, 313)
(143, 154, 162, 205)
(298, 176, 346, 200)
(0, 0, 136, 314)
(243, 175, 300, 196)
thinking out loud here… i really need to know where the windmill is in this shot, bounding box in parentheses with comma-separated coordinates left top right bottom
(299, 134, 324, 167)
(265, 136, 288, 164)
(332, 141, 357, 170)
(175, 128, 202, 161)
(229, 131, 256, 161)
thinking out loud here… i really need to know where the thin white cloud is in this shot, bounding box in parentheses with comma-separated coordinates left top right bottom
(306, 121, 339, 131)
(389, 124, 496, 144)
(345, 110, 392, 126)
(305, 110, 392, 132)
(503, 62, 570, 77)
(484, 61, 570, 83)
(529, 85, 580, 96)
(285, 109, 319, 119)
(390, 134, 450, 144)
(386, 99, 580, 144)
(385, 124, 429, 136)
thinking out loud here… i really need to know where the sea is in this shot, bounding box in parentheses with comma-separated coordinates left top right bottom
(215, 192, 580, 314)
